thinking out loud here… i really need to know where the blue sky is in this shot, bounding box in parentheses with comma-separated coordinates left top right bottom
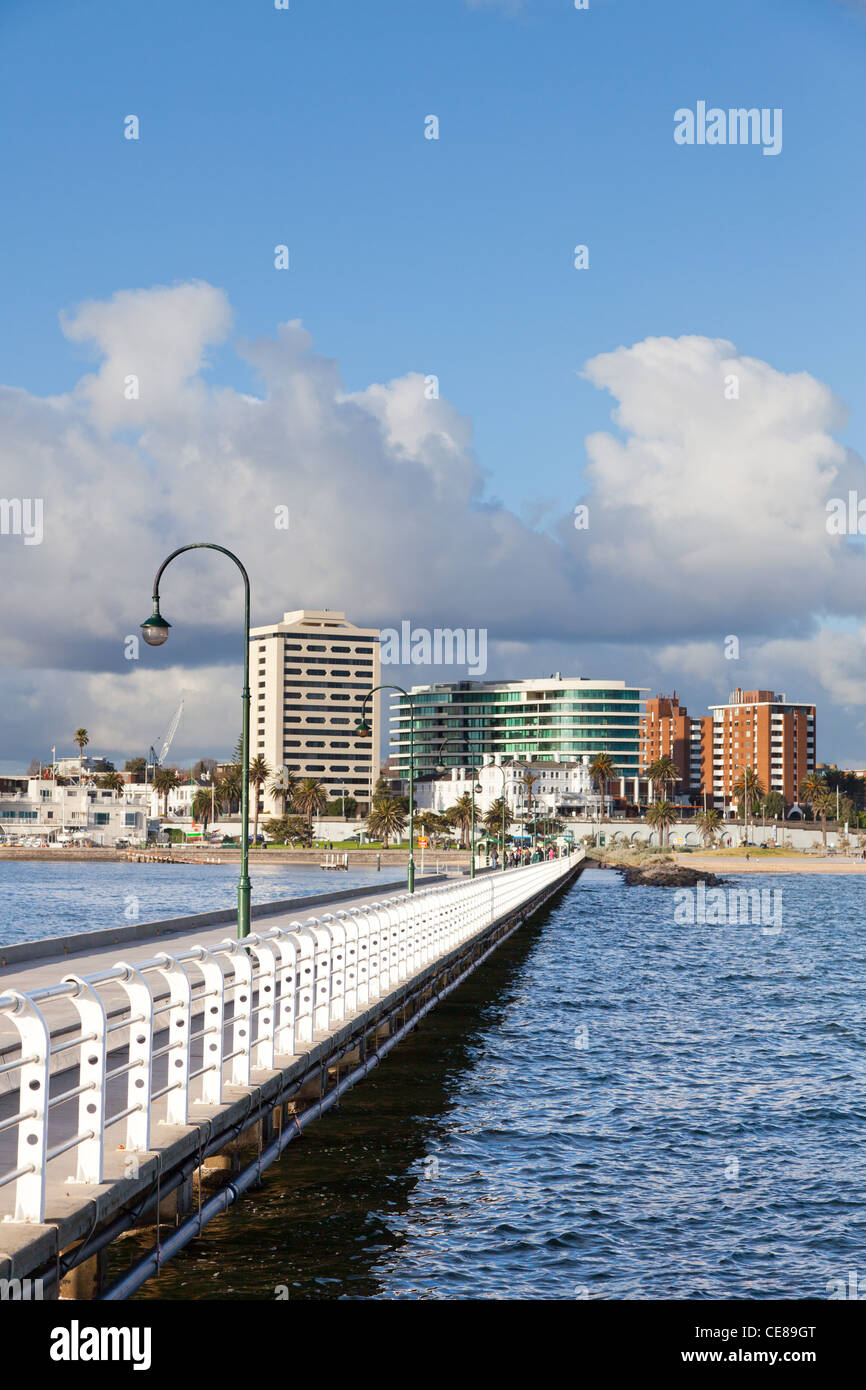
(3, 0, 866, 768)
(3, 0, 864, 511)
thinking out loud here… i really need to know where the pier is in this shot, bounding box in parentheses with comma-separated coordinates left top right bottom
(0, 852, 584, 1299)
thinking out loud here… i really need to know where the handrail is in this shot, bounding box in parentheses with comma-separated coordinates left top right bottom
(0, 851, 581, 1223)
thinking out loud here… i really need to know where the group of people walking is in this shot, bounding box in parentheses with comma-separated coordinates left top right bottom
(489, 844, 561, 869)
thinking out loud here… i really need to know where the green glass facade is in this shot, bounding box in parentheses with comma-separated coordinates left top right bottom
(391, 679, 645, 778)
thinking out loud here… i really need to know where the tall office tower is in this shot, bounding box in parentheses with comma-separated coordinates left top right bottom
(249, 610, 381, 818)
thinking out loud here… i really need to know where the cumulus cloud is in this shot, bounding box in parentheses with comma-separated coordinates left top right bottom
(566, 334, 866, 640)
(2, 289, 865, 765)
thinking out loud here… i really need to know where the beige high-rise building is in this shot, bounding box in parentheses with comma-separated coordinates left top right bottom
(249, 610, 381, 818)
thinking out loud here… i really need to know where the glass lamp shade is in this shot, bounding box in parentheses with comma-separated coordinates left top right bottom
(355, 720, 371, 737)
(141, 610, 171, 646)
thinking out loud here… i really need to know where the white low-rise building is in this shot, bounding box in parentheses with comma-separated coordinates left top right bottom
(0, 776, 154, 846)
(414, 754, 603, 830)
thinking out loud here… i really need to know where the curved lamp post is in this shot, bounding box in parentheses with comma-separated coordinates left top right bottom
(435, 737, 482, 879)
(355, 684, 416, 892)
(141, 543, 252, 939)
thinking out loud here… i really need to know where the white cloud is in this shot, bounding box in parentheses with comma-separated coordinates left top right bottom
(3, 291, 866, 765)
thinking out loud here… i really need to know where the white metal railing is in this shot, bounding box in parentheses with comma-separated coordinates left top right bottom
(0, 852, 580, 1224)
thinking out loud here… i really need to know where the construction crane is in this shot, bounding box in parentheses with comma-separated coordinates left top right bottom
(147, 699, 184, 778)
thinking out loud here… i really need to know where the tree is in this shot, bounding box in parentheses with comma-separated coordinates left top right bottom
(418, 810, 443, 845)
(799, 772, 826, 807)
(325, 796, 358, 818)
(247, 754, 271, 846)
(811, 787, 834, 850)
(588, 753, 618, 816)
(191, 789, 214, 834)
(446, 792, 474, 849)
(732, 768, 764, 822)
(760, 791, 787, 820)
(74, 728, 89, 771)
(646, 799, 678, 848)
(152, 767, 181, 817)
(269, 767, 297, 817)
(294, 778, 328, 837)
(643, 756, 680, 801)
(696, 807, 721, 847)
(97, 772, 123, 793)
(125, 757, 147, 780)
(215, 769, 242, 819)
(366, 798, 406, 849)
(263, 815, 310, 847)
(193, 757, 217, 780)
(483, 796, 511, 849)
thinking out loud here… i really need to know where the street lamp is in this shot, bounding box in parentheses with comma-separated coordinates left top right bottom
(356, 683, 416, 892)
(141, 543, 252, 939)
(435, 737, 482, 878)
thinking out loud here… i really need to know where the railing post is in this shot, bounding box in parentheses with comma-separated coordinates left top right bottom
(218, 940, 253, 1087)
(246, 936, 279, 1072)
(152, 953, 193, 1125)
(292, 925, 317, 1045)
(61, 975, 107, 1185)
(267, 929, 300, 1059)
(113, 963, 154, 1151)
(2, 993, 50, 1224)
(185, 947, 225, 1105)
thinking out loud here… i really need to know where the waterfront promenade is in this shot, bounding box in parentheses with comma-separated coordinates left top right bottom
(0, 853, 584, 1299)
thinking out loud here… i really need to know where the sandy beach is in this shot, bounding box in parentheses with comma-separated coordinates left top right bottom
(674, 854, 866, 874)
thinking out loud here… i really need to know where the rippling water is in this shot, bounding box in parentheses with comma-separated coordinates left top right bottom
(0, 860, 385, 945)
(114, 866, 866, 1301)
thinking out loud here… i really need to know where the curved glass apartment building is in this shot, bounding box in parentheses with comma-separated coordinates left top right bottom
(391, 678, 646, 778)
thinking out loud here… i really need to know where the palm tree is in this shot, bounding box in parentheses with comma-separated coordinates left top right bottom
(483, 796, 511, 852)
(696, 807, 721, 847)
(215, 769, 242, 820)
(588, 752, 618, 817)
(268, 766, 296, 817)
(799, 772, 826, 809)
(811, 787, 834, 850)
(96, 771, 123, 793)
(446, 793, 474, 849)
(294, 778, 328, 838)
(643, 755, 680, 802)
(74, 728, 89, 777)
(366, 798, 406, 849)
(732, 769, 765, 839)
(191, 788, 214, 835)
(646, 799, 678, 848)
(247, 754, 271, 845)
(152, 767, 181, 818)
